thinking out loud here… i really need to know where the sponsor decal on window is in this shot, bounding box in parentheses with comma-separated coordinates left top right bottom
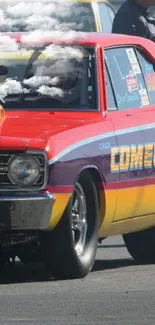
(126, 48, 141, 75)
(126, 70, 138, 92)
(139, 87, 149, 106)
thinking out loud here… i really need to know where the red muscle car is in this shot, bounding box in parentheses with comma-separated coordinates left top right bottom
(0, 31, 155, 279)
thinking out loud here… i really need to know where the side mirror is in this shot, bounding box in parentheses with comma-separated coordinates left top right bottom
(0, 66, 8, 76)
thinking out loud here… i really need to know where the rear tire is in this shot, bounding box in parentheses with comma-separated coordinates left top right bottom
(18, 250, 41, 264)
(40, 171, 99, 279)
(123, 227, 155, 264)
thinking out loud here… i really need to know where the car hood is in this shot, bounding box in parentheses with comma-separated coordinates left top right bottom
(0, 110, 101, 152)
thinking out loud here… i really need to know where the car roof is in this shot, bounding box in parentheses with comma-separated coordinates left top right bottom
(4, 32, 154, 49)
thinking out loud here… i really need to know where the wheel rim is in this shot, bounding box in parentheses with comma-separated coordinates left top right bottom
(71, 182, 87, 256)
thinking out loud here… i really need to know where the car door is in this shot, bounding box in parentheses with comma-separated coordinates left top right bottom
(103, 46, 155, 222)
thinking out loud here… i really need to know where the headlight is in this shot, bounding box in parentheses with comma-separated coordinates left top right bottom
(8, 154, 40, 186)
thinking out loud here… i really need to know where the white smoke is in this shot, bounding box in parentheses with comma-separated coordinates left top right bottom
(23, 76, 60, 88)
(32, 44, 84, 79)
(0, 0, 89, 103)
(37, 85, 64, 97)
(0, 34, 20, 52)
(0, 0, 93, 32)
(0, 78, 29, 101)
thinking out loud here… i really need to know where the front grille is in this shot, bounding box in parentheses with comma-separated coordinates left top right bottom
(0, 151, 47, 190)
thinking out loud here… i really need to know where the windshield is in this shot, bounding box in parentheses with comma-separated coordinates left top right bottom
(0, 1, 96, 32)
(0, 44, 96, 110)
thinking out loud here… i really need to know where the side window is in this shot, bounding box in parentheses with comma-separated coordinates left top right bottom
(136, 49, 155, 105)
(105, 47, 150, 110)
(97, 2, 113, 33)
(105, 65, 117, 110)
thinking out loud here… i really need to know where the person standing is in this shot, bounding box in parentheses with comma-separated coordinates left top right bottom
(112, 0, 155, 41)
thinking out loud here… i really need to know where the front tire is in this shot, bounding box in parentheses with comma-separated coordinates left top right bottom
(123, 227, 155, 264)
(40, 171, 99, 279)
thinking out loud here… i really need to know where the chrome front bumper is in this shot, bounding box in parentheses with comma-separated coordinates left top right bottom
(0, 192, 55, 230)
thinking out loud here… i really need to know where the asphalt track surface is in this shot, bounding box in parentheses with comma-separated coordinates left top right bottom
(0, 235, 155, 325)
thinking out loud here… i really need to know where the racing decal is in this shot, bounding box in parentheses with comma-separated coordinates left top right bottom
(111, 143, 154, 173)
(126, 48, 141, 75)
(99, 142, 111, 150)
(145, 73, 155, 91)
(139, 88, 149, 106)
(49, 122, 155, 165)
(116, 92, 139, 105)
(126, 71, 138, 92)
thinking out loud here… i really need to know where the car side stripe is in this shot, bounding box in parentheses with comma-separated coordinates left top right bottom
(48, 122, 155, 165)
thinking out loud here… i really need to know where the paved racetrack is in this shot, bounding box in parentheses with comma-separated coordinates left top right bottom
(0, 235, 155, 325)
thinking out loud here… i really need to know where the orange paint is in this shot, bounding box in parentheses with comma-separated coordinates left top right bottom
(48, 193, 72, 230)
(0, 105, 5, 124)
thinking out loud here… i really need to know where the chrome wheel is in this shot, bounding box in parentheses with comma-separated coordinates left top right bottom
(40, 171, 99, 279)
(71, 182, 87, 256)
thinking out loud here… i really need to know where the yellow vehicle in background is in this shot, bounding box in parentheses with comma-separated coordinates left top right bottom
(0, 0, 116, 34)
(76, 0, 116, 32)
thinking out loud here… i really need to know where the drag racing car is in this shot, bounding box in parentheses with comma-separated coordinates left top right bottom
(0, 31, 155, 279)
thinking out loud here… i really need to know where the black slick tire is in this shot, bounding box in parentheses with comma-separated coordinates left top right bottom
(40, 171, 99, 279)
(123, 227, 155, 264)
